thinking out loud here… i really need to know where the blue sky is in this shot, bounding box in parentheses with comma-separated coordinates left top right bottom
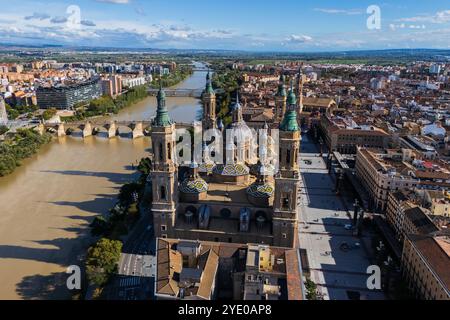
(0, 0, 449, 51)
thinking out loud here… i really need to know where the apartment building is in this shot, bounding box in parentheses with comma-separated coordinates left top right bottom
(36, 77, 102, 109)
(355, 148, 418, 212)
(321, 115, 390, 154)
(402, 232, 450, 300)
(386, 191, 439, 243)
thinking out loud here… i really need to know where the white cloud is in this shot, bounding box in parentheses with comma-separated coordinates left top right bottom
(95, 0, 131, 4)
(50, 16, 68, 24)
(81, 20, 96, 27)
(398, 10, 450, 24)
(285, 34, 313, 43)
(314, 8, 363, 15)
(24, 12, 50, 21)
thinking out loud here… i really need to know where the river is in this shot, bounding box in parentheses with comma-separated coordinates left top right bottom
(0, 63, 208, 299)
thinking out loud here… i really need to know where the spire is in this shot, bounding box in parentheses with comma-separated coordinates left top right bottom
(276, 73, 287, 97)
(287, 80, 297, 106)
(205, 70, 215, 95)
(154, 79, 173, 127)
(280, 81, 299, 132)
(230, 91, 243, 124)
(231, 91, 242, 111)
(217, 118, 224, 130)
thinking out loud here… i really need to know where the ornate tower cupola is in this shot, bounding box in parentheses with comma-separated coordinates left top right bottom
(150, 81, 178, 239)
(202, 71, 217, 130)
(280, 81, 300, 133)
(154, 81, 173, 128)
(275, 74, 287, 122)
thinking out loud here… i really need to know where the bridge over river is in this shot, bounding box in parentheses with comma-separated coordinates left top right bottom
(147, 88, 204, 98)
(38, 120, 193, 139)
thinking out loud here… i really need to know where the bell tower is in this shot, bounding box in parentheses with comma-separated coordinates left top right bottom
(202, 71, 216, 130)
(274, 74, 287, 122)
(273, 81, 301, 248)
(150, 82, 178, 239)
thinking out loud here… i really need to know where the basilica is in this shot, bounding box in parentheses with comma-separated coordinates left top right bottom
(149, 72, 301, 248)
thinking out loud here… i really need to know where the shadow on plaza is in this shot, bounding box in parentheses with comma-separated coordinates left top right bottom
(40, 169, 137, 185)
(300, 172, 343, 211)
(0, 214, 95, 299)
(48, 193, 118, 216)
(15, 272, 71, 300)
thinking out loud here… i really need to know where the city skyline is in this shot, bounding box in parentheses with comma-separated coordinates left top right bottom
(1, 0, 450, 51)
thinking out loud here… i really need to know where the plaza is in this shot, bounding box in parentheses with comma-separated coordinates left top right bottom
(298, 133, 386, 300)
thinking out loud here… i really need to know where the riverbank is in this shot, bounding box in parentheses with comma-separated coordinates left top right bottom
(61, 66, 193, 123)
(0, 63, 206, 300)
(0, 129, 52, 177)
(0, 136, 150, 299)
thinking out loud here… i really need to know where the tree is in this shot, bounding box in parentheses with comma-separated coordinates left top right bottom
(118, 182, 142, 206)
(90, 216, 110, 237)
(127, 202, 140, 223)
(5, 103, 20, 120)
(305, 277, 321, 300)
(42, 108, 57, 121)
(86, 238, 122, 287)
(0, 125, 8, 135)
(137, 157, 152, 176)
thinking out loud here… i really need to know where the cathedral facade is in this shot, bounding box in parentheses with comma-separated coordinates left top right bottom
(150, 73, 301, 248)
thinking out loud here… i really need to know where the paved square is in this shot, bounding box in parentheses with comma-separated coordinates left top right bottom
(298, 134, 385, 300)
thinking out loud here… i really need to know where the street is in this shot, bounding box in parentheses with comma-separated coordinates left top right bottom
(105, 215, 156, 300)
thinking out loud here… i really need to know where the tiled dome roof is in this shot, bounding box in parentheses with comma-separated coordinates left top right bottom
(198, 162, 215, 174)
(246, 183, 274, 198)
(179, 178, 208, 194)
(213, 163, 250, 176)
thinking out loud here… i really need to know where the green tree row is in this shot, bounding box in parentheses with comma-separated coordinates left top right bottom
(211, 67, 241, 127)
(5, 103, 38, 120)
(0, 128, 52, 176)
(149, 66, 193, 88)
(85, 157, 152, 289)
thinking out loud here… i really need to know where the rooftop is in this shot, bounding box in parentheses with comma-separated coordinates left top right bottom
(155, 239, 303, 300)
(407, 232, 450, 291)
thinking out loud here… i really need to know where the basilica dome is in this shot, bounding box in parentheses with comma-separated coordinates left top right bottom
(213, 163, 250, 176)
(246, 183, 274, 198)
(179, 177, 208, 194)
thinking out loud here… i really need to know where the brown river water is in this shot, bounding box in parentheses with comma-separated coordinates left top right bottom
(0, 65, 206, 299)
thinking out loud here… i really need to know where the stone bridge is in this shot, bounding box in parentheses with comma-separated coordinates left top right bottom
(147, 88, 204, 98)
(37, 120, 193, 139)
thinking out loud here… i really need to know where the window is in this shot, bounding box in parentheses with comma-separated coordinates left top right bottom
(286, 149, 291, 164)
(161, 234, 167, 239)
(159, 143, 163, 161)
(282, 196, 289, 210)
(161, 225, 167, 231)
(160, 186, 166, 200)
(167, 143, 172, 160)
(220, 208, 232, 219)
(282, 233, 287, 239)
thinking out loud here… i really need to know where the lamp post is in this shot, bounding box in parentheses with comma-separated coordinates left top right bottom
(353, 198, 359, 225)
